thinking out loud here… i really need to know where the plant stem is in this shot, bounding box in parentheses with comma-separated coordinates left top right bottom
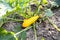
(47, 17, 60, 32)
(33, 23, 37, 40)
(5, 17, 23, 22)
(14, 26, 33, 36)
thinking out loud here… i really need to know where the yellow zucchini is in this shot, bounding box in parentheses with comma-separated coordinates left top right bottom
(22, 15, 39, 27)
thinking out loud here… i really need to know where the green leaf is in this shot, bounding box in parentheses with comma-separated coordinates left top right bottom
(0, 0, 16, 7)
(50, 0, 60, 7)
(9, 0, 15, 4)
(0, 19, 4, 27)
(0, 2, 12, 18)
(1, 0, 9, 3)
(19, 0, 30, 8)
(0, 32, 18, 40)
(44, 9, 53, 17)
(12, 24, 21, 33)
(50, 1, 59, 7)
(0, 27, 18, 40)
(12, 23, 26, 40)
(54, 0, 60, 6)
(0, 18, 8, 27)
(0, 27, 7, 35)
(19, 31, 26, 40)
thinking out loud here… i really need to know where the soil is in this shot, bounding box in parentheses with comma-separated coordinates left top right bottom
(1, 1, 60, 40)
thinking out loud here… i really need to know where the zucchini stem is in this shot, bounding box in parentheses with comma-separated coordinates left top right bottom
(47, 17, 60, 32)
(14, 26, 33, 36)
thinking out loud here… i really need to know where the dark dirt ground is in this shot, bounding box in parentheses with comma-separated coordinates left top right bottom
(1, 8, 60, 40)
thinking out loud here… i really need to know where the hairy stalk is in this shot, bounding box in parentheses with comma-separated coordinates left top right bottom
(47, 17, 60, 32)
(14, 26, 33, 36)
(33, 23, 37, 40)
(5, 17, 23, 22)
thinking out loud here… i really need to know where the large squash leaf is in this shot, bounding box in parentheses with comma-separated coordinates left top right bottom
(0, 27, 18, 40)
(54, 0, 60, 6)
(50, 0, 60, 7)
(12, 24, 26, 40)
(0, 2, 12, 18)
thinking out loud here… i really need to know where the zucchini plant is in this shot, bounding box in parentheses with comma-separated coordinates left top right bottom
(0, 0, 60, 40)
